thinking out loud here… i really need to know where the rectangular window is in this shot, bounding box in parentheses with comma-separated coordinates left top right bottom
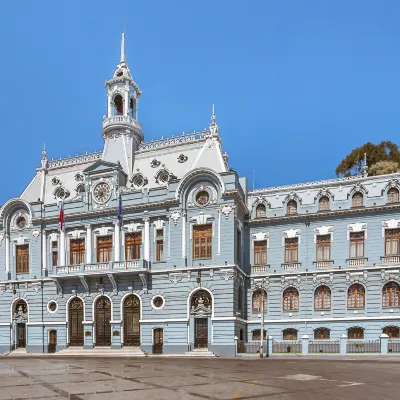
(97, 236, 113, 262)
(284, 238, 298, 263)
(16, 244, 29, 274)
(254, 241, 267, 265)
(70, 238, 85, 265)
(125, 232, 141, 260)
(385, 229, 400, 256)
(156, 229, 164, 262)
(349, 231, 365, 258)
(193, 224, 212, 259)
(51, 240, 58, 267)
(236, 229, 241, 263)
(316, 234, 331, 261)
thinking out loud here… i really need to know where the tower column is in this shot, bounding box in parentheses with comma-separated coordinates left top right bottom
(143, 217, 150, 262)
(5, 234, 10, 274)
(114, 221, 120, 261)
(85, 224, 92, 264)
(42, 231, 47, 270)
(124, 91, 129, 116)
(59, 229, 65, 266)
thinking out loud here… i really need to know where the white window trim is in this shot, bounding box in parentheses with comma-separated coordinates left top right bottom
(251, 232, 269, 249)
(382, 219, 400, 237)
(314, 226, 334, 243)
(347, 223, 367, 240)
(282, 229, 301, 246)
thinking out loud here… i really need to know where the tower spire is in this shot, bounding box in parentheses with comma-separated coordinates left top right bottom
(209, 104, 219, 136)
(120, 31, 126, 63)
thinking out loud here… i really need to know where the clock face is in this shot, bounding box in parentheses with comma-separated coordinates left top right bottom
(93, 182, 111, 204)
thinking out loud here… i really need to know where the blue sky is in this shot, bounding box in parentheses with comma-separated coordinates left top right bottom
(1, 0, 399, 203)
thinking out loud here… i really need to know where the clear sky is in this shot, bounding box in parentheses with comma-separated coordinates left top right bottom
(0, 0, 399, 204)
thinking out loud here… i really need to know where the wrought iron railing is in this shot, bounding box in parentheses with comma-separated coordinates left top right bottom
(272, 340, 302, 353)
(388, 339, 400, 353)
(346, 340, 380, 353)
(281, 262, 301, 271)
(381, 255, 400, 264)
(346, 257, 368, 266)
(313, 260, 334, 268)
(309, 340, 340, 353)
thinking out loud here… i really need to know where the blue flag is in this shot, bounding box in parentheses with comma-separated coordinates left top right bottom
(117, 193, 123, 225)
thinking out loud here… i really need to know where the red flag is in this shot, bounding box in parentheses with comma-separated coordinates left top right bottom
(59, 202, 64, 230)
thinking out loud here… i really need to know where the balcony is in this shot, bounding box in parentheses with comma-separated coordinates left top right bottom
(381, 255, 400, 264)
(50, 260, 147, 277)
(347, 257, 368, 266)
(252, 265, 270, 273)
(282, 262, 301, 271)
(102, 115, 143, 139)
(313, 260, 334, 268)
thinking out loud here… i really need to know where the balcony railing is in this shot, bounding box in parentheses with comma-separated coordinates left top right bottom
(51, 259, 145, 276)
(346, 257, 368, 266)
(281, 262, 301, 271)
(313, 260, 334, 268)
(381, 255, 400, 264)
(252, 264, 270, 273)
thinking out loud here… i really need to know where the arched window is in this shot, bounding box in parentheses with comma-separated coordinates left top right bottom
(348, 327, 364, 339)
(283, 287, 299, 311)
(387, 187, 399, 204)
(352, 192, 364, 208)
(252, 289, 268, 313)
(286, 200, 298, 215)
(314, 285, 331, 310)
(383, 326, 400, 338)
(347, 284, 365, 309)
(113, 94, 123, 115)
(314, 328, 330, 340)
(318, 196, 330, 211)
(282, 328, 298, 340)
(382, 282, 400, 307)
(252, 329, 266, 340)
(256, 204, 266, 218)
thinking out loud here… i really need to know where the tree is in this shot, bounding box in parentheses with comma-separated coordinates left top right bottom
(369, 161, 400, 176)
(335, 141, 400, 177)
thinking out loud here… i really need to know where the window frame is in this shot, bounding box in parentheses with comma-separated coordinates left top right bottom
(193, 224, 213, 259)
(314, 328, 330, 340)
(16, 244, 29, 274)
(314, 285, 331, 310)
(252, 289, 268, 313)
(97, 235, 113, 263)
(286, 200, 298, 215)
(282, 328, 298, 340)
(70, 238, 85, 265)
(254, 240, 267, 266)
(51, 240, 58, 267)
(382, 282, 400, 308)
(385, 229, 400, 256)
(284, 237, 299, 263)
(352, 192, 364, 208)
(387, 187, 399, 204)
(255, 204, 266, 218)
(383, 326, 400, 338)
(318, 196, 330, 211)
(347, 283, 366, 309)
(349, 231, 365, 258)
(283, 287, 299, 311)
(125, 232, 142, 261)
(252, 329, 267, 341)
(156, 229, 164, 262)
(348, 327, 364, 339)
(316, 234, 331, 261)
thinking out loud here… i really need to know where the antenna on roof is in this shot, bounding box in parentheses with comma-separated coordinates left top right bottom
(362, 152, 368, 177)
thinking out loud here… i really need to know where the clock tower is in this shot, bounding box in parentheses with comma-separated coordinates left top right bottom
(101, 32, 143, 177)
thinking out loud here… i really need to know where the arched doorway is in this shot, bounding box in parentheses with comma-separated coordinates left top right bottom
(190, 290, 212, 348)
(68, 298, 84, 346)
(123, 295, 140, 346)
(12, 300, 28, 349)
(95, 296, 111, 346)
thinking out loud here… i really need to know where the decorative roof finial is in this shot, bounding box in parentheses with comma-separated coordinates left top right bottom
(41, 142, 48, 169)
(362, 152, 368, 177)
(120, 32, 126, 63)
(209, 104, 219, 136)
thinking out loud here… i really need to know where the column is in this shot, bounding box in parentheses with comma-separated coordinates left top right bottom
(107, 97, 112, 117)
(114, 221, 120, 262)
(340, 334, 347, 356)
(143, 217, 150, 262)
(182, 211, 186, 259)
(380, 333, 389, 355)
(59, 230, 65, 266)
(5, 234, 10, 274)
(301, 335, 309, 356)
(85, 225, 92, 264)
(42, 231, 47, 270)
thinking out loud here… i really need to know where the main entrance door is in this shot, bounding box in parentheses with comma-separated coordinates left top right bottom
(153, 328, 163, 354)
(123, 295, 140, 346)
(95, 297, 111, 346)
(194, 318, 208, 348)
(69, 298, 84, 346)
(17, 324, 26, 348)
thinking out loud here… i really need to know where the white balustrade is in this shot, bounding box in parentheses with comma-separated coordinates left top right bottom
(84, 263, 109, 271)
(113, 260, 140, 270)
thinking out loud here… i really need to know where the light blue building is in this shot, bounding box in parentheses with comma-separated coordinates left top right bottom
(0, 34, 399, 356)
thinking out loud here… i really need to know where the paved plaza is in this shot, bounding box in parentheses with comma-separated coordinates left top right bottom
(0, 356, 398, 399)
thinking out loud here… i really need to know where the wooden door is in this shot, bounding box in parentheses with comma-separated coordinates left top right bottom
(95, 297, 111, 346)
(48, 330, 57, 353)
(123, 295, 140, 346)
(153, 328, 163, 354)
(97, 236, 113, 262)
(17, 324, 26, 348)
(69, 298, 84, 346)
(194, 318, 208, 348)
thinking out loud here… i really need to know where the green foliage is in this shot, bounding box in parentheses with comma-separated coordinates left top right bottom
(369, 160, 400, 176)
(335, 141, 400, 177)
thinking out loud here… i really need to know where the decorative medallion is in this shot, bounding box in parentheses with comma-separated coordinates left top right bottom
(177, 154, 188, 163)
(93, 181, 111, 204)
(196, 190, 210, 206)
(151, 159, 161, 168)
(130, 173, 148, 189)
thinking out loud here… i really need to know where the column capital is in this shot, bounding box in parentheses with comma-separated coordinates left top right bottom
(84, 224, 92, 230)
(143, 217, 150, 222)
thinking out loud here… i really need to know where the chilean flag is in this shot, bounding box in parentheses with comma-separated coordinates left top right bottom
(117, 193, 123, 225)
(59, 202, 64, 230)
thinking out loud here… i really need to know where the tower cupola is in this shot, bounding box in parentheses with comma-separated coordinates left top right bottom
(101, 33, 143, 176)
